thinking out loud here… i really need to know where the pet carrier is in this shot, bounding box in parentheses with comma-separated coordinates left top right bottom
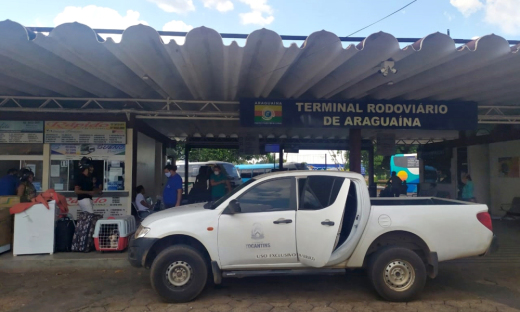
(93, 216, 134, 252)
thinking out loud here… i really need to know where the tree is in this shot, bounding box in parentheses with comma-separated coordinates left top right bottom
(169, 141, 272, 164)
(329, 150, 349, 171)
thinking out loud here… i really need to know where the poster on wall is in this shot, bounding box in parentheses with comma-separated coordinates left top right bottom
(498, 157, 520, 178)
(0, 121, 44, 143)
(45, 121, 126, 144)
(51, 144, 125, 157)
(66, 197, 129, 219)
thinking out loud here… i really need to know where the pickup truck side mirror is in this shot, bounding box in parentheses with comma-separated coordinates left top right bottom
(227, 199, 242, 214)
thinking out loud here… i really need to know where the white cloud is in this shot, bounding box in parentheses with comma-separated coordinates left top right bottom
(444, 11, 455, 21)
(450, 0, 484, 17)
(162, 20, 194, 44)
(450, 0, 520, 35)
(484, 0, 520, 35)
(147, 0, 195, 14)
(239, 0, 274, 26)
(53, 5, 148, 42)
(201, 0, 234, 12)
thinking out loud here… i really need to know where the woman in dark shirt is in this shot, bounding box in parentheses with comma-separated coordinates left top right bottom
(17, 169, 36, 203)
(75, 158, 100, 213)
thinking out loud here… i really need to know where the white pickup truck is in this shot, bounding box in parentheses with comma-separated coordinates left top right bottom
(128, 171, 497, 303)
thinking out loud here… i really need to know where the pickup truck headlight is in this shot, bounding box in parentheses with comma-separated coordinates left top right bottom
(135, 225, 151, 239)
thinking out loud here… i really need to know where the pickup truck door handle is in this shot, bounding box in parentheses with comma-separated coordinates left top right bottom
(273, 219, 293, 224)
(321, 220, 335, 226)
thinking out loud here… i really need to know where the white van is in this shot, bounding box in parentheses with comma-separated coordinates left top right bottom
(175, 161, 242, 193)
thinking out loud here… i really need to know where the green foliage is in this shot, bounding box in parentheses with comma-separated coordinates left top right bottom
(169, 142, 271, 164)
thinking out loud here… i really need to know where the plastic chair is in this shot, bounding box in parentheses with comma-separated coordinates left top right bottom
(132, 202, 146, 221)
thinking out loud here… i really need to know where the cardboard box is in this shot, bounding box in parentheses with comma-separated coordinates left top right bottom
(0, 196, 19, 252)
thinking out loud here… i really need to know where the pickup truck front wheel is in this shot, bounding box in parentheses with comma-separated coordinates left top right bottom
(368, 247, 426, 302)
(150, 245, 208, 303)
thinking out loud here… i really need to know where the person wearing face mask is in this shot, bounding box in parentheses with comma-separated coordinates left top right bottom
(163, 165, 183, 208)
(210, 165, 231, 201)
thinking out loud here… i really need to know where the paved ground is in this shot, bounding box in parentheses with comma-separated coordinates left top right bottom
(1, 220, 519, 312)
(1, 261, 519, 312)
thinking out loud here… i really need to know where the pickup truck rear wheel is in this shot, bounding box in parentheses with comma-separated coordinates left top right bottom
(150, 245, 208, 303)
(368, 247, 426, 302)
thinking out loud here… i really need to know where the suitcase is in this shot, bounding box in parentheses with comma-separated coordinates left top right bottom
(71, 212, 102, 252)
(55, 215, 75, 252)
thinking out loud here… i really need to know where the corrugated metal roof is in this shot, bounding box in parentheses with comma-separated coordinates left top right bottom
(1, 19, 519, 106)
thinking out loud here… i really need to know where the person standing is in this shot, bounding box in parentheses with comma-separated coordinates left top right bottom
(75, 161, 100, 213)
(17, 169, 36, 203)
(210, 165, 231, 201)
(89, 165, 103, 191)
(462, 174, 475, 202)
(388, 171, 402, 197)
(163, 165, 183, 208)
(0, 168, 19, 196)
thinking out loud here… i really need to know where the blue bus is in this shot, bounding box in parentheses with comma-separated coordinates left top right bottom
(307, 164, 366, 175)
(390, 154, 420, 193)
(236, 162, 308, 182)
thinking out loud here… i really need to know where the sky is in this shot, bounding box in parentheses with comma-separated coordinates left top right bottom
(0, 0, 519, 44)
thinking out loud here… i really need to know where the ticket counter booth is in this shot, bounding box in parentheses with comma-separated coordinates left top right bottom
(44, 121, 131, 219)
(48, 145, 128, 218)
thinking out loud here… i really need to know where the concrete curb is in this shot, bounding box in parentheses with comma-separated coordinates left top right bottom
(0, 252, 131, 272)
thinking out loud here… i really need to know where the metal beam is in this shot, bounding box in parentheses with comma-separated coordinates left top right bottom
(0, 96, 239, 119)
(25, 27, 520, 45)
(1, 96, 520, 123)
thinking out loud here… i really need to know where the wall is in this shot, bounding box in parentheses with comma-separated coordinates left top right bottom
(468, 144, 490, 207)
(489, 140, 520, 215)
(154, 141, 164, 197)
(136, 132, 156, 196)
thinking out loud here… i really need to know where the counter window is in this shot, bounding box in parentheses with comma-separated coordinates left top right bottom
(49, 160, 125, 192)
(0, 160, 43, 191)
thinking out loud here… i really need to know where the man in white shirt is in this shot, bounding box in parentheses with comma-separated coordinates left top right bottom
(135, 185, 153, 218)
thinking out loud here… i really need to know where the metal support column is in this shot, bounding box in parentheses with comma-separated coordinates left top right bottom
(184, 146, 190, 196)
(349, 129, 362, 173)
(278, 147, 284, 170)
(368, 145, 376, 197)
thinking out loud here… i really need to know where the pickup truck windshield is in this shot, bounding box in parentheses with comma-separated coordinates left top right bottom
(206, 178, 256, 209)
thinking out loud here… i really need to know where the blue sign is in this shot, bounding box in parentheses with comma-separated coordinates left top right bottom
(240, 99, 478, 130)
(0, 121, 44, 143)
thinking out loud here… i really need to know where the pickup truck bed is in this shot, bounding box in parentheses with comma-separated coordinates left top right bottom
(371, 198, 468, 206)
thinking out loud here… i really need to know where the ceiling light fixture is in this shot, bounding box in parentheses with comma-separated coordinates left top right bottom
(379, 60, 397, 77)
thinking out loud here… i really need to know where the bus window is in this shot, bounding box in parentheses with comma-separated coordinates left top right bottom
(177, 165, 185, 178)
(295, 163, 309, 170)
(241, 170, 252, 179)
(252, 169, 265, 177)
(222, 163, 240, 178)
(189, 165, 200, 177)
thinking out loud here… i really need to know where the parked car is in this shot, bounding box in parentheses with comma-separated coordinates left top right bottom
(176, 161, 242, 192)
(128, 171, 497, 303)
